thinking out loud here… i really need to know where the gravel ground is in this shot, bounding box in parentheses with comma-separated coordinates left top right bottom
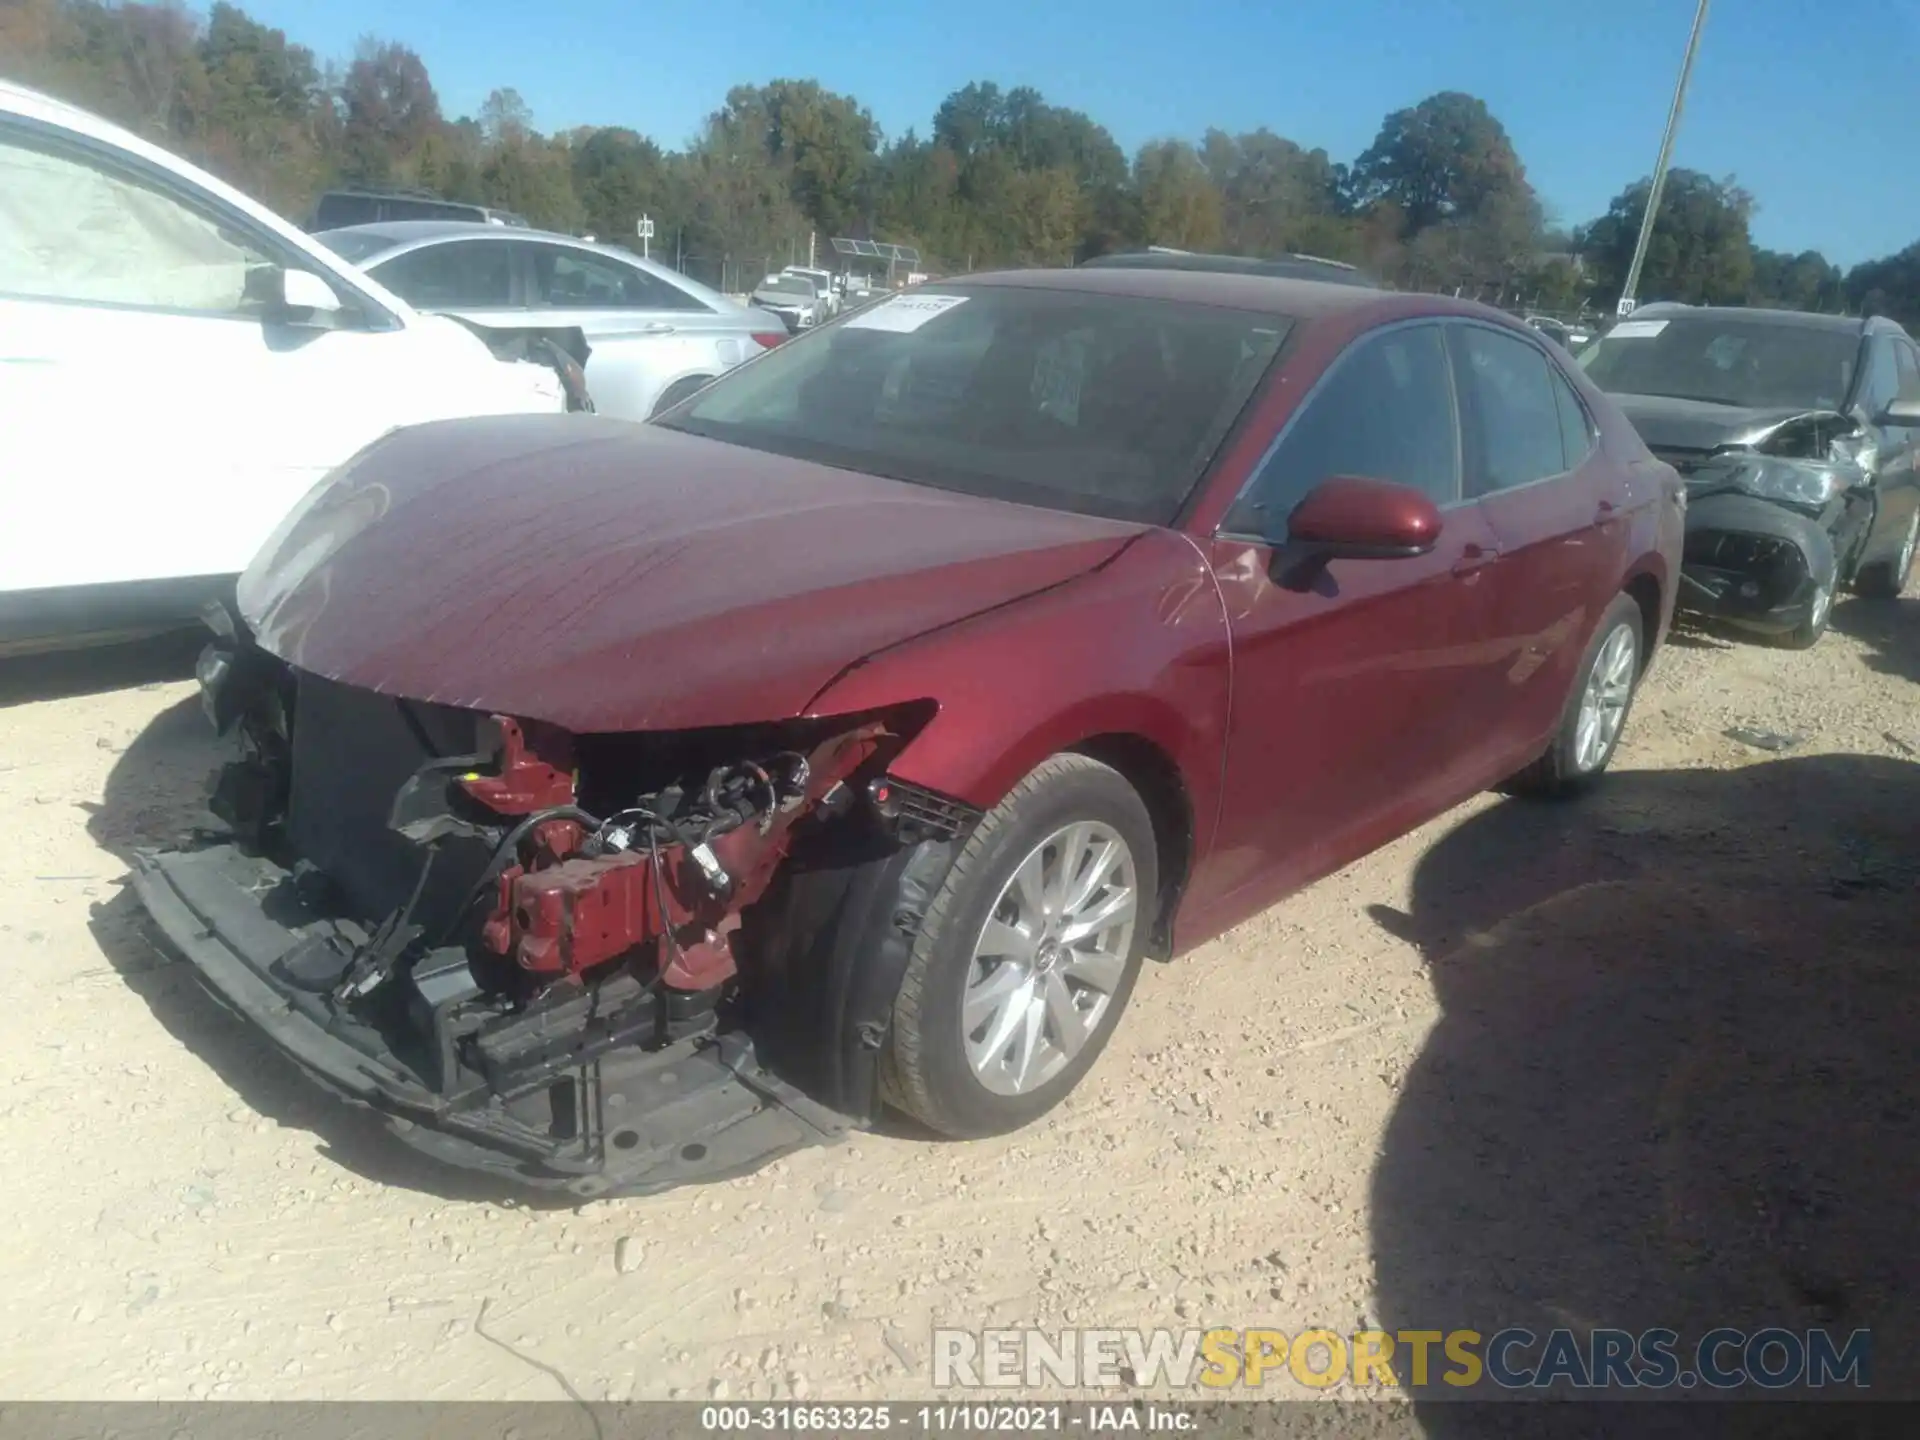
(0, 598, 1914, 1406)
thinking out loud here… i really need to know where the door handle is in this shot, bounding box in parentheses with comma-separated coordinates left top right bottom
(1595, 498, 1618, 523)
(1451, 542, 1499, 577)
(639, 323, 677, 336)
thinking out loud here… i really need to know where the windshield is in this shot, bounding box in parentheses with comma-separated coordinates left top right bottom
(1579, 315, 1860, 411)
(657, 286, 1290, 525)
(758, 276, 814, 298)
(314, 230, 397, 265)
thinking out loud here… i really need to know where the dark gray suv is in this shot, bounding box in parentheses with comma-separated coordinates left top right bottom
(1580, 304, 1920, 647)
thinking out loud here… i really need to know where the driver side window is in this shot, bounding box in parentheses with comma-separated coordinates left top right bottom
(1862, 338, 1900, 419)
(0, 125, 273, 314)
(1223, 323, 1459, 539)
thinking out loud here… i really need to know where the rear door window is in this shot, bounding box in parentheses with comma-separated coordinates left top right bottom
(1453, 324, 1571, 495)
(524, 243, 706, 311)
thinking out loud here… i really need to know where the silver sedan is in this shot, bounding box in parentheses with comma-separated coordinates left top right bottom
(315, 221, 789, 421)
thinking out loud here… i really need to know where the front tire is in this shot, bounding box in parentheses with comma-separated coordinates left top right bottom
(1772, 574, 1835, 650)
(1853, 506, 1918, 600)
(880, 754, 1157, 1138)
(1506, 592, 1643, 797)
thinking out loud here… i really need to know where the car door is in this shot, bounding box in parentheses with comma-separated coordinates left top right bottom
(1882, 337, 1920, 548)
(516, 241, 739, 421)
(1448, 320, 1624, 773)
(1193, 320, 1509, 929)
(0, 114, 436, 605)
(1865, 335, 1920, 560)
(1841, 335, 1906, 569)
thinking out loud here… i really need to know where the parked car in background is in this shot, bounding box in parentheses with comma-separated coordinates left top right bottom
(309, 188, 528, 231)
(1579, 303, 1920, 647)
(751, 272, 828, 332)
(1525, 316, 1596, 352)
(0, 81, 565, 658)
(1083, 248, 1381, 288)
(782, 265, 842, 317)
(315, 222, 790, 421)
(133, 267, 1679, 1200)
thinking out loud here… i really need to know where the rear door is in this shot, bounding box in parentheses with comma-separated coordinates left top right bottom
(1448, 320, 1623, 771)
(1195, 321, 1509, 927)
(516, 241, 739, 421)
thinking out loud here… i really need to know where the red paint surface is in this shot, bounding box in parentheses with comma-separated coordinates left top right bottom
(243, 273, 1679, 961)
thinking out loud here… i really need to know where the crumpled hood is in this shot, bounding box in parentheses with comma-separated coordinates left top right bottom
(237, 414, 1143, 732)
(1609, 393, 1839, 455)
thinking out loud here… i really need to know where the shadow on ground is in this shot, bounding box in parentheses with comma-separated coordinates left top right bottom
(0, 629, 203, 709)
(1369, 753, 1919, 1435)
(1833, 593, 1920, 691)
(83, 694, 568, 1207)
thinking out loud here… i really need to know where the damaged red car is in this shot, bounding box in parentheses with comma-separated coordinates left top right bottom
(133, 269, 1682, 1198)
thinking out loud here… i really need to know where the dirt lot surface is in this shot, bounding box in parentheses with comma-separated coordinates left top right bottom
(0, 602, 1915, 1410)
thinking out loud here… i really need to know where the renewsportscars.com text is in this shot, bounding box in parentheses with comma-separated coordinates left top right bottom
(933, 1326, 1872, 1391)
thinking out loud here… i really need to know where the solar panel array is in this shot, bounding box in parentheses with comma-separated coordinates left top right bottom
(830, 237, 923, 264)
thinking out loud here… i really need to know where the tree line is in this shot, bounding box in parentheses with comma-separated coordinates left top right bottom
(8, 0, 1920, 322)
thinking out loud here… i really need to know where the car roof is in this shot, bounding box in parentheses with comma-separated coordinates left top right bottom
(942, 266, 1491, 327)
(315, 219, 558, 246)
(1081, 249, 1379, 287)
(1629, 302, 1897, 337)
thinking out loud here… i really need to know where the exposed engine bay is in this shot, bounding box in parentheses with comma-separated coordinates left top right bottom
(135, 612, 977, 1197)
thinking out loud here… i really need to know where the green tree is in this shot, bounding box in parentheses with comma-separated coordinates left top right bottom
(722, 80, 877, 238)
(1579, 169, 1755, 306)
(1749, 248, 1843, 311)
(1351, 91, 1533, 235)
(1134, 139, 1223, 251)
(337, 37, 440, 184)
(572, 127, 673, 245)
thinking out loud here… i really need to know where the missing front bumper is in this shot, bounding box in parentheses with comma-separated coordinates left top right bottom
(1679, 495, 1834, 635)
(130, 844, 853, 1199)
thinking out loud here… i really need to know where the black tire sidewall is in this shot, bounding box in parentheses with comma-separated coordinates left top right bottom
(910, 765, 1158, 1136)
(650, 376, 714, 420)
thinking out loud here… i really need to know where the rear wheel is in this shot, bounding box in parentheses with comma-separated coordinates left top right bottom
(1853, 507, 1918, 600)
(880, 754, 1156, 1138)
(649, 375, 715, 419)
(1506, 592, 1643, 797)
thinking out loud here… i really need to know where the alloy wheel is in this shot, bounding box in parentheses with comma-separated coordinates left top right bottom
(1573, 622, 1638, 773)
(961, 821, 1138, 1096)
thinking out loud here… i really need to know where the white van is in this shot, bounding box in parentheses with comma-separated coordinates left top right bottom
(0, 81, 566, 656)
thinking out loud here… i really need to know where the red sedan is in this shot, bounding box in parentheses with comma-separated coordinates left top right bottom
(135, 268, 1682, 1198)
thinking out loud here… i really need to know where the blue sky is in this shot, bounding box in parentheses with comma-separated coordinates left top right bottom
(243, 0, 1920, 267)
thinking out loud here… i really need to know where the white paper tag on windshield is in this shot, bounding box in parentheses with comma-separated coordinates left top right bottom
(1608, 319, 1668, 338)
(845, 293, 969, 333)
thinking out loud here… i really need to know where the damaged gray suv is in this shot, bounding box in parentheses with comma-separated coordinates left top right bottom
(1581, 304, 1920, 647)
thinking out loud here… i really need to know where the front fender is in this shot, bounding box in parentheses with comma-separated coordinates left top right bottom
(805, 529, 1231, 850)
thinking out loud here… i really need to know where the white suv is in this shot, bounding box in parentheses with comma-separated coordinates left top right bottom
(0, 81, 566, 656)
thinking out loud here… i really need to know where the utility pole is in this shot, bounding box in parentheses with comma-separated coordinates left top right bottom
(808, 231, 816, 268)
(1618, 0, 1711, 317)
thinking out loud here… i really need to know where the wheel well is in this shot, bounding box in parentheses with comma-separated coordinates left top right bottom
(651, 374, 716, 418)
(1624, 572, 1662, 667)
(1068, 733, 1193, 960)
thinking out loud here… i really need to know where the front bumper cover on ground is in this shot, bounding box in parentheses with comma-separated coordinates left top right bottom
(130, 844, 855, 1199)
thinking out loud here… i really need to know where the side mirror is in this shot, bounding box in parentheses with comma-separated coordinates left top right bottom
(246, 264, 347, 327)
(1878, 395, 1920, 426)
(1270, 474, 1442, 588)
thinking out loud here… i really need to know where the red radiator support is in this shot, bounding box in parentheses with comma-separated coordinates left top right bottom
(480, 723, 884, 989)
